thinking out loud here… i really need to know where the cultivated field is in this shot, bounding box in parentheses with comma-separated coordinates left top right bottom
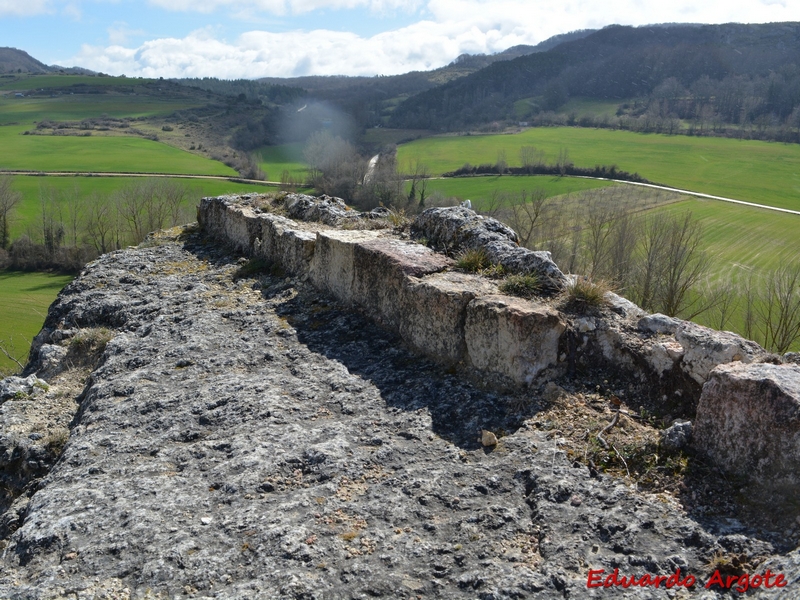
(0, 271, 73, 375)
(416, 175, 612, 208)
(396, 127, 800, 211)
(5, 175, 279, 239)
(0, 74, 153, 91)
(0, 129, 237, 175)
(255, 143, 308, 181)
(0, 96, 197, 125)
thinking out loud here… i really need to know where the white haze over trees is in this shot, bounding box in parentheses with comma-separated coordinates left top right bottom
(2, 0, 799, 77)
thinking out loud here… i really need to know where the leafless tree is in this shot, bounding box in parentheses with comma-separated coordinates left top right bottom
(0, 175, 21, 249)
(756, 263, 800, 353)
(507, 189, 548, 248)
(657, 212, 710, 317)
(39, 186, 65, 257)
(706, 279, 741, 331)
(519, 146, 545, 172)
(85, 191, 120, 254)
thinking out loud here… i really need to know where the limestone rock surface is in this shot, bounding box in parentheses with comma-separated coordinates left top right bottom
(411, 207, 568, 291)
(694, 362, 800, 494)
(0, 230, 775, 599)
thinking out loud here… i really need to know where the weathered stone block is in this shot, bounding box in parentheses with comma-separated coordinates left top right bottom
(252, 214, 316, 275)
(694, 362, 800, 492)
(465, 295, 565, 384)
(351, 238, 451, 326)
(400, 271, 497, 364)
(676, 322, 766, 385)
(309, 230, 383, 302)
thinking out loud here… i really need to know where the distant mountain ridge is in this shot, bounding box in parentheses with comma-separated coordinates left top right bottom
(0, 47, 93, 75)
(389, 22, 800, 130)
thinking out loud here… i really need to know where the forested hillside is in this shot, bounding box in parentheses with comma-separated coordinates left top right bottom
(390, 22, 800, 134)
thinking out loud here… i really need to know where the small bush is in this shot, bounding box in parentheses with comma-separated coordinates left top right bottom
(68, 327, 114, 361)
(386, 207, 409, 228)
(499, 274, 540, 298)
(565, 277, 611, 308)
(161, 125, 173, 132)
(455, 248, 490, 272)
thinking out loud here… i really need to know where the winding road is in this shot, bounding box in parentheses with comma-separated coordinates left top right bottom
(3, 169, 799, 216)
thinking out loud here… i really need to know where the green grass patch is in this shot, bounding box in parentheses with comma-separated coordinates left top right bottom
(4, 175, 279, 239)
(0, 94, 200, 125)
(499, 274, 540, 298)
(397, 127, 800, 211)
(559, 98, 623, 119)
(0, 74, 153, 91)
(0, 127, 236, 175)
(362, 128, 431, 147)
(415, 175, 612, 209)
(652, 198, 799, 283)
(254, 143, 308, 181)
(0, 271, 73, 375)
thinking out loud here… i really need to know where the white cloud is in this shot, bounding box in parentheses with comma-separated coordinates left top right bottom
(108, 22, 146, 44)
(67, 0, 800, 78)
(0, 0, 51, 16)
(146, 0, 422, 14)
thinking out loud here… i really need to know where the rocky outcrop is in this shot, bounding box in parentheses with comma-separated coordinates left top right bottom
(2, 193, 799, 597)
(0, 229, 760, 599)
(411, 206, 569, 291)
(694, 362, 800, 495)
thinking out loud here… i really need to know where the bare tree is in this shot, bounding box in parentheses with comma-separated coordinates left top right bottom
(606, 210, 639, 293)
(657, 212, 710, 317)
(0, 175, 21, 249)
(519, 146, 545, 172)
(507, 189, 548, 248)
(756, 263, 800, 353)
(707, 279, 741, 331)
(630, 213, 670, 312)
(39, 186, 65, 258)
(85, 191, 119, 254)
(62, 182, 84, 248)
(583, 196, 617, 279)
(158, 180, 189, 226)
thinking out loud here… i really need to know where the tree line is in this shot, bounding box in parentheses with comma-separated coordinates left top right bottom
(492, 186, 800, 354)
(0, 177, 194, 273)
(390, 22, 800, 140)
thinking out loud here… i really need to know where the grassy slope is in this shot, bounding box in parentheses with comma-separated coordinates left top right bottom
(6, 176, 279, 239)
(654, 198, 800, 282)
(0, 94, 201, 124)
(0, 93, 231, 175)
(0, 74, 153, 91)
(0, 128, 237, 175)
(0, 271, 73, 375)
(397, 128, 800, 211)
(254, 143, 308, 180)
(416, 175, 612, 208)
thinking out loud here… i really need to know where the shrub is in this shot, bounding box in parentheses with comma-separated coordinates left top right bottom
(565, 277, 611, 308)
(455, 248, 490, 272)
(499, 274, 540, 298)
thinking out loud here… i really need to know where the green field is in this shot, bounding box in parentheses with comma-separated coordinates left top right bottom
(255, 143, 308, 181)
(0, 271, 73, 375)
(0, 74, 153, 91)
(5, 175, 280, 239)
(397, 128, 800, 212)
(415, 175, 613, 208)
(0, 126, 236, 175)
(653, 198, 800, 282)
(0, 94, 201, 125)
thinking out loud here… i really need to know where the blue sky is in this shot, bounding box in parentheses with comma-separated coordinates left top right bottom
(2, 1, 800, 78)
